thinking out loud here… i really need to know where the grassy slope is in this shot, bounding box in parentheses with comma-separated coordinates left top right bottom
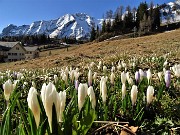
(0, 29, 180, 71)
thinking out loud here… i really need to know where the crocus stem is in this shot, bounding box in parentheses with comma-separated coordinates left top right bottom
(6, 100, 9, 108)
(104, 104, 107, 121)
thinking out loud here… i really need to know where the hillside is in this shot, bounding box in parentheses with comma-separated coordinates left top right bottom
(0, 29, 179, 71)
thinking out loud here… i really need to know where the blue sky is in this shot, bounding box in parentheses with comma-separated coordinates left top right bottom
(0, 0, 172, 32)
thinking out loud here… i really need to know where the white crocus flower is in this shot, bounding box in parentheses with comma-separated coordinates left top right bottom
(127, 77, 134, 86)
(13, 80, 19, 90)
(27, 87, 40, 127)
(98, 61, 103, 70)
(111, 66, 115, 72)
(110, 72, 115, 85)
(93, 72, 97, 83)
(103, 66, 107, 73)
(146, 69, 152, 84)
(54, 75, 58, 84)
(163, 60, 168, 67)
(69, 70, 75, 83)
(62, 72, 68, 86)
(101, 78, 107, 103)
(100, 76, 108, 94)
(157, 72, 163, 81)
(139, 69, 145, 81)
(65, 66, 69, 77)
(146, 86, 154, 105)
(87, 86, 96, 109)
(58, 90, 66, 122)
(74, 71, 80, 81)
(42, 82, 58, 133)
(78, 83, 88, 111)
(121, 71, 127, 84)
(131, 85, 138, 106)
(3, 79, 13, 101)
(88, 69, 93, 86)
(122, 83, 126, 100)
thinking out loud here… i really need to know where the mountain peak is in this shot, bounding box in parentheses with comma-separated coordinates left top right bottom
(1, 13, 100, 40)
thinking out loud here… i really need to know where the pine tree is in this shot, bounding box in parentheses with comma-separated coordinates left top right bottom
(136, 2, 148, 28)
(106, 20, 111, 32)
(101, 20, 106, 34)
(124, 5, 134, 31)
(152, 6, 161, 30)
(90, 27, 96, 41)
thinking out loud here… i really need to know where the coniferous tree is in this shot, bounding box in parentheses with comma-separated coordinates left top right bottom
(106, 10, 113, 19)
(136, 2, 148, 28)
(90, 27, 96, 41)
(106, 20, 111, 32)
(152, 6, 161, 30)
(101, 20, 106, 34)
(124, 5, 134, 31)
(96, 25, 100, 38)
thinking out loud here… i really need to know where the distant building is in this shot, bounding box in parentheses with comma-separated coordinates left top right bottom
(24, 46, 39, 60)
(0, 42, 39, 62)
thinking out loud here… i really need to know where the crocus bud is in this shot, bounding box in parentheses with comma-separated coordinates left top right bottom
(103, 66, 107, 73)
(163, 60, 168, 67)
(101, 79, 107, 103)
(32, 81, 36, 88)
(139, 69, 145, 81)
(65, 66, 69, 77)
(122, 83, 126, 99)
(111, 66, 115, 72)
(23, 82, 28, 89)
(126, 72, 130, 80)
(146, 86, 154, 105)
(158, 72, 163, 81)
(58, 90, 66, 122)
(146, 69, 152, 84)
(87, 86, 96, 109)
(99, 61, 102, 67)
(75, 80, 79, 90)
(88, 70, 93, 86)
(93, 72, 97, 83)
(90, 62, 95, 68)
(13, 80, 19, 90)
(40, 83, 47, 106)
(121, 71, 127, 84)
(172, 64, 180, 77)
(62, 72, 68, 86)
(3, 79, 13, 101)
(135, 71, 140, 84)
(127, 77, 134, 85)
(165, 70, 171, 88)
(78, 83, 88, 111)
(69, 70, 75, 83)
(74, 71, 80, 81)
(27, 87, 40, 127)
(100, 76, 108, 94)
(117, 64, 122, 71)
(54, 75, 58, 84)
(110, 72, 115, 85)
(131, 85, 138, 106)
(43, 82, 58, 133)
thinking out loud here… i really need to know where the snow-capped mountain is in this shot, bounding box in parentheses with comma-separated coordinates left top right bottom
(1, 13, 102, 40)
(160, 0, 180, 24)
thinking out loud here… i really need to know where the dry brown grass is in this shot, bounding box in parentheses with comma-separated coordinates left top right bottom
(0, 29, 180, 71)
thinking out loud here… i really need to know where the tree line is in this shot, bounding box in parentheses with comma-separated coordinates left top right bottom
(90, 1, 161, 41)
(0, 34, 51, 45)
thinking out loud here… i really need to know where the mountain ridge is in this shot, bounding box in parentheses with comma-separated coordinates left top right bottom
(1, 13, 101, 40)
